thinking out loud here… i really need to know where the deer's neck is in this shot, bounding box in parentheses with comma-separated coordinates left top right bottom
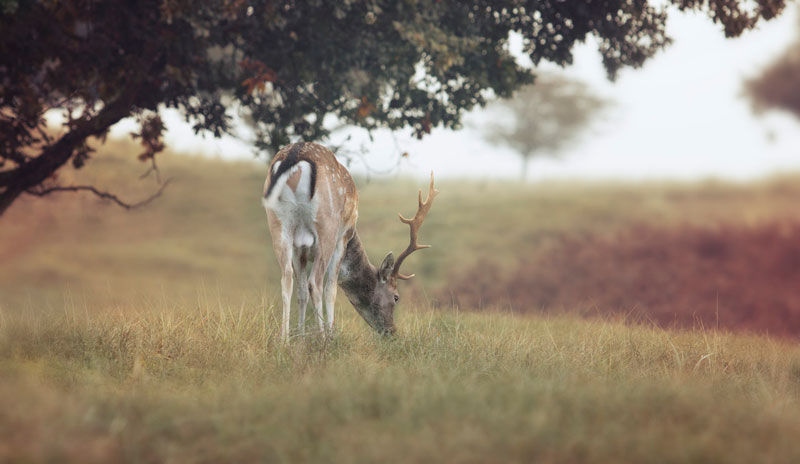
(338, 231, 378, 308)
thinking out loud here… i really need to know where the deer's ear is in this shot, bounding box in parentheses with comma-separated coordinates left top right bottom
(378, 252, 395, 282)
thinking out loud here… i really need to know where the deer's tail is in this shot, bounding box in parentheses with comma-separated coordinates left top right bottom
(263, 142, 317, 207)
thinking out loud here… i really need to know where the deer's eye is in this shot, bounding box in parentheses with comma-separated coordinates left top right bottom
(393, 295, 399, 303)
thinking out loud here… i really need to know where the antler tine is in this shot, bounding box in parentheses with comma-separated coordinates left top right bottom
(392, 172, 439, 281)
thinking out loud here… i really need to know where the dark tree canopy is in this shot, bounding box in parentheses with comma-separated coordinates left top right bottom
(745, 13, 800, 120)
(479, 74, 609, 179)
(0, 0, 787, 214)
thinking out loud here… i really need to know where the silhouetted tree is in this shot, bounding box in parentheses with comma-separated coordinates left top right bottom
(0, 0, 787, 215)
(745, 13, 800, 121)
(479, 75, 609, 179)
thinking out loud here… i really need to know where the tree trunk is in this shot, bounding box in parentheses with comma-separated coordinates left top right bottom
(520, 155, 530, 182)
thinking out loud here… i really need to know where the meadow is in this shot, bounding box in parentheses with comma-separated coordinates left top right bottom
(2, 142, 800, 462)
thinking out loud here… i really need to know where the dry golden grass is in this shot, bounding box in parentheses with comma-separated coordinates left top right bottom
(3, 302, 800, 463)
(2, 141, 800, 462)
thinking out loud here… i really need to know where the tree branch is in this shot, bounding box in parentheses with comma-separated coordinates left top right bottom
(139, 156, 162, 183)
(0, 91, 138, 215)
(25, 178, 173, 210)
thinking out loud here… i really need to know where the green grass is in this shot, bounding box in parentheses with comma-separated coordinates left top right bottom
(3, 143, 800, 462)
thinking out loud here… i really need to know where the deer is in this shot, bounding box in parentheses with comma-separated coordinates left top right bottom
(262, 141, 438, 342)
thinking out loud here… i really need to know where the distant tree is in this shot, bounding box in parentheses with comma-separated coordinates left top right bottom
(0, 0, 787, 215)
(745, 13, 800, 121)
(478, 75, 609, 179)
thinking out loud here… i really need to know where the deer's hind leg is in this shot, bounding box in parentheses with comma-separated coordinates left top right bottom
(267, 212, 294, 343)
(322, 234, 347, 333)
(292, 246, 311, 335)
(272, 240, 293, 343)
(309, 223, 338, 336)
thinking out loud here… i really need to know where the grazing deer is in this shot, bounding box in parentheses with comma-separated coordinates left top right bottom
(262, 141, 438, 341)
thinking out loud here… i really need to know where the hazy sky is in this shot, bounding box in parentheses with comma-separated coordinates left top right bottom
(111, 4, 800, 182)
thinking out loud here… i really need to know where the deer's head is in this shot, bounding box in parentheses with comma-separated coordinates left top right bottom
(351, 174, 439, 335)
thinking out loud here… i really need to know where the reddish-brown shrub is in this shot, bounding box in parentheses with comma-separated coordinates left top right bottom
(444, 223, 800, 337)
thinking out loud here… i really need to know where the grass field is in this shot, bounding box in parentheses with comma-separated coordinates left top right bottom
(2, 143, 800, 462)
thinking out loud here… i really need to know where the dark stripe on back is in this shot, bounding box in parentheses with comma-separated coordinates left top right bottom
(264, 142, 317, 199)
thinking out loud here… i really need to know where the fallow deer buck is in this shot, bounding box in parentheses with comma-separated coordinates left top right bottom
(262, 141, 438, 341)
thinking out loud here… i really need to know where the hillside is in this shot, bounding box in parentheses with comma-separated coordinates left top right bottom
(2, 141, 800, 336)
(2, 144, 800, 462)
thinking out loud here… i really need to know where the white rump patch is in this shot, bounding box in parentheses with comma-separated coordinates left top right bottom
(291, 161, 313, 200)
(264, 160, 320, 252)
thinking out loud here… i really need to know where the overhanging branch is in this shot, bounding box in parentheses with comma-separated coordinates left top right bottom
(25, 178, 173, 210)
(0, 88, 141, 215)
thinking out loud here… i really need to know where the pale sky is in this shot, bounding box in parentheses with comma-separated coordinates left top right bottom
(111, 4, 800, 182)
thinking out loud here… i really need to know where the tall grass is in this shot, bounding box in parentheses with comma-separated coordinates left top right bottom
(3, 300, 800, 463)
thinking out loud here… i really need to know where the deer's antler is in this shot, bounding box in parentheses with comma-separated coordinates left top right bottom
(392, 172, 439, 280)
